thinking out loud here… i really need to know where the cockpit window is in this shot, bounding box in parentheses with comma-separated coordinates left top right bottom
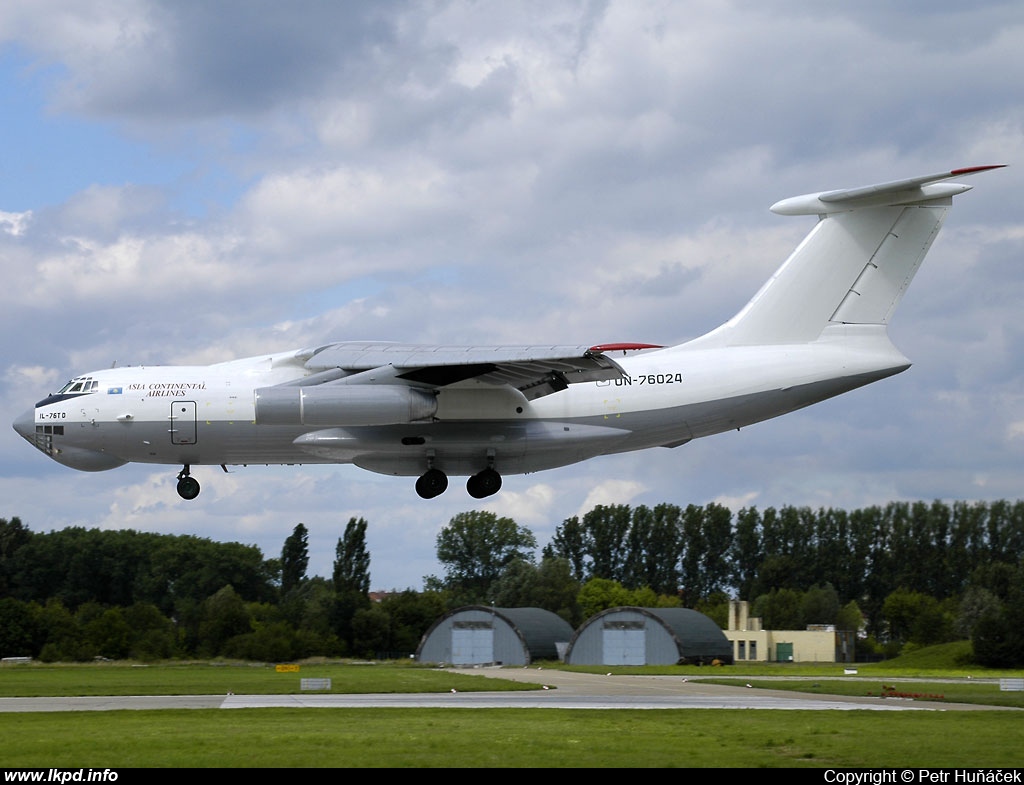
(57, 378, 98, 395)
(36, 377, 100, 408)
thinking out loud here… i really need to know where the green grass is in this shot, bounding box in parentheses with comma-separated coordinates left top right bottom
(1, 648, 1022, 768)
(1, 708, 1021, 768)
(0, 659, 534, 697)
(697, 677, 1024, 708)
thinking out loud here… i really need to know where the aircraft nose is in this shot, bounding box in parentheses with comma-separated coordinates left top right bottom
(12, 408, 35, 440)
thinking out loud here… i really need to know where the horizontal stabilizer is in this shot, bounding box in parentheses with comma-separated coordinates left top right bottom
(771, 165, 1005, 215)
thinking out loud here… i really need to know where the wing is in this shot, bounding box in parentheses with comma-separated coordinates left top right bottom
(298, 341, 644, 400)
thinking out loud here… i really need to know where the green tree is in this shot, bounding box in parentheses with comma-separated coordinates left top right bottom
(530, 556, 582, 623)
(577, 578, 633, 619)
(971, 608, 1015, 667)
(36, 599, 83, 662)
(351, 605, 392, 658)
(693, 592, 729, 629)
(700, 503, 733, 599)
(623, 504, 682, 595)
(82, 607, 133, 659)
(730, 507, 762, 601)
(0, 517, 31, 597)
(969, 563, 1024, 667)
(488, 558, 538, 608)
(280, 524, 310, 596)
(752, 588, 803, 630)
(800, 583, 840, 625)
(295, 578, 341, 644)
(857, 505, 891, 637)
(836, 600, 864, 634)
(333, 518, 371, 595)
(0, 597, 38, 657)
(488, 556, 581, 624)
(955, 585, 1001, 639)
(986, 500, 1024, 564)
(124, 602, 177, 661)
(882, 588, 952, 647)
(198, 585, 251, 656)
(377, 590, 446, 654)
(811, 508, 861, 598)
(752, 553, 800, 596)
(435, 511, 537, 602)
(583, 505, 631, 583)
(544, 514, 588, 581)
(329, 518, 372, 652)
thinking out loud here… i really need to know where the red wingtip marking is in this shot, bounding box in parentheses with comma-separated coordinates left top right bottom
(590, 342, 663, 353)
(950, 165, 1006, 175)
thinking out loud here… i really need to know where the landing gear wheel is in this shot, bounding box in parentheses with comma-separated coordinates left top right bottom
(416, 468, 448, 499)
(176, 475, 201, 500)
(467, 468, 502, 499)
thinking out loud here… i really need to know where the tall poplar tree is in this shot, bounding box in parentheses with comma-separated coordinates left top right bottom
(333, 517, 371, 595)
(280, 523, 309, 596)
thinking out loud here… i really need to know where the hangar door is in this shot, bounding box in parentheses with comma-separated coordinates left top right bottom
(602, 620, 645, 665)
(451, 621, 494, 665)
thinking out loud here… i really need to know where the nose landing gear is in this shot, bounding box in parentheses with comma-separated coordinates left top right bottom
(176, 465, 201, 500)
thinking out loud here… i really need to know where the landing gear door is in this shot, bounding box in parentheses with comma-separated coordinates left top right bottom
(170, 401, 198, 445)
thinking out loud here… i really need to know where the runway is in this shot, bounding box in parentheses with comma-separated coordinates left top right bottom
(0, 669, 1008, 712)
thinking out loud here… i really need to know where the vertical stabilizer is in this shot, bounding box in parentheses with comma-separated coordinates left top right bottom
(684, 166, 1004, 349)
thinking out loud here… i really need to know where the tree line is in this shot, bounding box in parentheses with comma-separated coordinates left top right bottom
(543, 500, 1024, 634)
(0, 517, 441, 663)
(1, 498, 1022, 666)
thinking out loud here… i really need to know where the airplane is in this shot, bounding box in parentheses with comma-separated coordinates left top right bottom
(13, 165, 1004, 501)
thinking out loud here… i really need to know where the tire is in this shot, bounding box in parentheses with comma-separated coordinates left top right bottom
(177, 476, 201, 500)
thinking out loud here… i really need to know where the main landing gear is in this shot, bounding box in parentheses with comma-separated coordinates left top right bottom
(176, 465, 201, 500)
(415, 466, 503, 500)
(467, 467, 502, 499)
(415, 468, 448, 499)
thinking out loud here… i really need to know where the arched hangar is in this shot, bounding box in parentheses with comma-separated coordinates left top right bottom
(416, 606, 574, 666)
(565, 607, 733, 666)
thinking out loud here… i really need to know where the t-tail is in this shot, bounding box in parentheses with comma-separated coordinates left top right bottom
(684, 165, 1005, 350)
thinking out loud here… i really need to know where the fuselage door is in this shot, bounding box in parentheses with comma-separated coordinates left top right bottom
(170, 401, 198, 445)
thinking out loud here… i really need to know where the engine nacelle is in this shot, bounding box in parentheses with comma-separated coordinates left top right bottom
(255, 384, 437, 426)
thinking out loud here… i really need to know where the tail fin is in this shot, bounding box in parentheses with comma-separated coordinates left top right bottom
(687, 166, 1005, 348)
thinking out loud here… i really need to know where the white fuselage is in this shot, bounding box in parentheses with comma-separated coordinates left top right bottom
(15, 324, 909, 479)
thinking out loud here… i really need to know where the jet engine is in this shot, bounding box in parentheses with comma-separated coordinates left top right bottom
(254, 384, 437, 426)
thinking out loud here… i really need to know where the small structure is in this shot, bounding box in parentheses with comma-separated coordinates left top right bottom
(416, 606, 574, 666)
(564, 607, 732, 666)
(725, 600, 855, 663)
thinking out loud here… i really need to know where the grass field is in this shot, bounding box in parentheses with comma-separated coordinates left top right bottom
(3, 707, 1022, 768)
(1, 646, 1022, 768)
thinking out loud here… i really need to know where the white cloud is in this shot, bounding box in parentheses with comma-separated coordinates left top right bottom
(579, 479, 649, 515)
(0, 209, 30, 236)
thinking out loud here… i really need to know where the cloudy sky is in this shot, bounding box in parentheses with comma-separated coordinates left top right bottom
(1, 1, 1022, 591)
